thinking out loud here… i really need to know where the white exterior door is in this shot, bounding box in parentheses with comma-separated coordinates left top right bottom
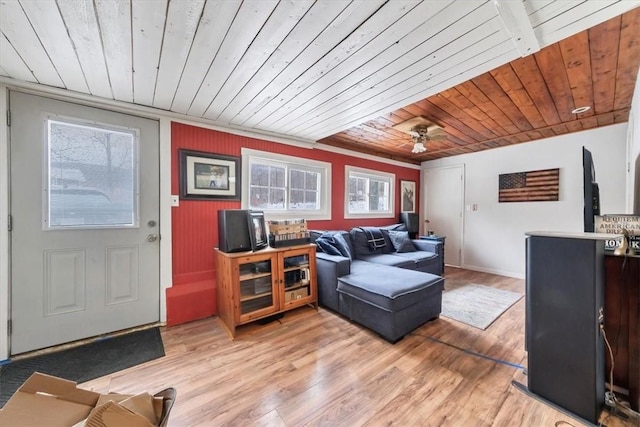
(9, 91, 160, 355)
(424, 165, 464, 267)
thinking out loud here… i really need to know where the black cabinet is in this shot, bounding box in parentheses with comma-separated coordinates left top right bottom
(525, 233, 605, 424)
(399, 212, 419, 239)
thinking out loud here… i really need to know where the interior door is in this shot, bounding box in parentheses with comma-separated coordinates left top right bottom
(424, 165, 464, 267)
(9, 91, 160, 355)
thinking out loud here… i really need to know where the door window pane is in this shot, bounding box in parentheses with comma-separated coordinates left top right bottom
(46, 119, 138, 228)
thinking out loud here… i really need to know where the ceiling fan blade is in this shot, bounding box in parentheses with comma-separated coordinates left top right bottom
(429, 134, 447, 140)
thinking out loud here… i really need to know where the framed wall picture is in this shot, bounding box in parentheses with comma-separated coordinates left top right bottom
(179, 149, 240, 200)
(400, 180, 416, 213)
(498, 168, 559, 202)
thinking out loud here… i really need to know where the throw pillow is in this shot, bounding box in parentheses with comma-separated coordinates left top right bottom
(332, 232, 353, 260)
(381, 223, 407, 231)
(309, 230, 326, 242)
(315, 237, 342, 256)
(388, 230, 416, 253)
(349, 227, 386, 256)
(380, 229, 394, 254)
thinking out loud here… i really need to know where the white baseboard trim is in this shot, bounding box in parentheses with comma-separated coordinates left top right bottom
(461, 263, 525, 280)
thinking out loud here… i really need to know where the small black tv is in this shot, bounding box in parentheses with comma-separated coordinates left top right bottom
(583, 147, 600, 232)
(218, 209, 252, 253)
(248, 210, 269, 251)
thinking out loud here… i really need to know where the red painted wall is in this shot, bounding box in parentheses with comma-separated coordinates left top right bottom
(167, 122, 420, 325)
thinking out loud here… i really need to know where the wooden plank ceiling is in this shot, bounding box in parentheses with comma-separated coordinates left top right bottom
(0, 1, 639, 164)
(321, 6, 640, 164)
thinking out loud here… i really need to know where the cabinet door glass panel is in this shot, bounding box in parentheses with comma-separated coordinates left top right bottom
(239, 259, 273, 314)
(283, 253, 311, 303)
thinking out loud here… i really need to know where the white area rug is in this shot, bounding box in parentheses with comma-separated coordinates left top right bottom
(441, 283, 523, 330)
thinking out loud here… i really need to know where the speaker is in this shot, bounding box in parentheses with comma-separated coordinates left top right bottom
(399, 212, 419, 234)
(218, 210, 252, 253)
(526, 235, 605, 424)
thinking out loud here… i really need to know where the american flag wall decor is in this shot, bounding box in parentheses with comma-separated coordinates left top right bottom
(498, 168, 560, 202)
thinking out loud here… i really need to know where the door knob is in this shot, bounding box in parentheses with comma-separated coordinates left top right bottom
(147, 234, 158, 242)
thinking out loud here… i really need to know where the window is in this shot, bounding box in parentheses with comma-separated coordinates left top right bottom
(345, 166, 394, 218)
(242, 149, 331, 220)
(45, 118, 138, 229)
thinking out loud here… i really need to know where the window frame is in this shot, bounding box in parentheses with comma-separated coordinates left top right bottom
(241, 148, 331, 220)
(344, 165, 395, 219)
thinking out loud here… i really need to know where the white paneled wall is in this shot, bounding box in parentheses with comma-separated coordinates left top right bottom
(423, 124, 628, 278)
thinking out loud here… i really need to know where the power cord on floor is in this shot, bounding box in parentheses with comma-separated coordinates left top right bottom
(410, 332, 525, 370)
(600, 321, 640, 425)
(417, 327, 638, 426)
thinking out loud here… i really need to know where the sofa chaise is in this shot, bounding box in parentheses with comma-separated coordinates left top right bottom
(312, 226, 444, 342)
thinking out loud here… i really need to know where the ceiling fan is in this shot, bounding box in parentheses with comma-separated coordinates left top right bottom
(392, 116, 447, 153)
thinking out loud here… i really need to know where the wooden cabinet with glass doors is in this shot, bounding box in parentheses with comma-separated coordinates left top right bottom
(215, 244, 317, 338)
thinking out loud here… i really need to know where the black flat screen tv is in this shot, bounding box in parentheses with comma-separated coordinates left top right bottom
(583, 147, 600, 232)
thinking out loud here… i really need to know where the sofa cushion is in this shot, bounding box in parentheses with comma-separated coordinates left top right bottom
(315, 232, 353, 260)
(332, 232, 353, 260)
(339, 261, 443, 312)
(315, 237, 342, 256)
(387, 230, 416, 253)
(380, 223, 408, 231)
(379, 229, 395, 254)
(309, 230, 325, 241)
(393, 251, 438, 271)
(359, 227, 387, 250)
(356, 253, 415, 270)
(350, 227, 387, 257)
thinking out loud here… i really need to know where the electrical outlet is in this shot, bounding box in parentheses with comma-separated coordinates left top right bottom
(171, 195, 179, 207)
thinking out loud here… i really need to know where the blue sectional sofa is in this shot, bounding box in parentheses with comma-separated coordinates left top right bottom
(312, 225, 444, 342)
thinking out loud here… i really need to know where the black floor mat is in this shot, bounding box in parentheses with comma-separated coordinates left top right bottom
(0, 327, 165, 408)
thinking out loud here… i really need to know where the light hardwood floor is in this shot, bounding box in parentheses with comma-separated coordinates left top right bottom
(82, 268, 638, 426)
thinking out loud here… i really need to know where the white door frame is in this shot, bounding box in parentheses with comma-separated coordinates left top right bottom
(0, 85, 173, 360)
(421, 164, 465, 267)
(0, 87, 9, 361)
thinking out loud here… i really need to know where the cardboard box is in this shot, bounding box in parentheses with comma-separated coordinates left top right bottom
(0, 372, 164, 427)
